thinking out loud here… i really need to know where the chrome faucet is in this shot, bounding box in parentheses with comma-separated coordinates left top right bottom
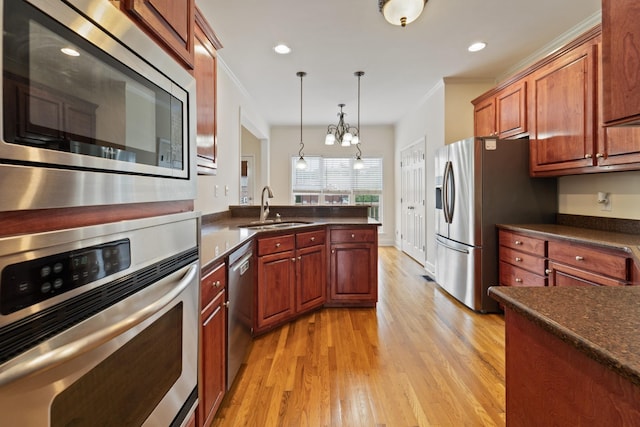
(260, 185, 274, 222)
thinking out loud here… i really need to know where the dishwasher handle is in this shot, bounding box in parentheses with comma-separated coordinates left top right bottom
(231, 252, 253, 275)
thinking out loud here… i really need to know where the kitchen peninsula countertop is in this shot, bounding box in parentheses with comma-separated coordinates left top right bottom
(489, 285, 640, 387)
(200, 207, 380, 271)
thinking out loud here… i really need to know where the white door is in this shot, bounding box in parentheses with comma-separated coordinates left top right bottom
(400, 140, 426, 264)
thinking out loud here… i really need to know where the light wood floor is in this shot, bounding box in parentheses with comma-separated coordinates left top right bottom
(212, 247, 506, 426)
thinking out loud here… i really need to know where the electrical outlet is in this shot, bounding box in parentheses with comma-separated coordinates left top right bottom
(600, 199, 612, 211)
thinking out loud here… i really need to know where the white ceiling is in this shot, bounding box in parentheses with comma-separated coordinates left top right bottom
(197, 0, 601, 127)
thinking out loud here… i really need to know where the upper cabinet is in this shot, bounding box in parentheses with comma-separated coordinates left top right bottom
(113, 0, 195, 69)
(529, 33, 599, 176)
(194, 8, 222, 175)
(602, 0, 640, 126)
(473, 80, 527, 139)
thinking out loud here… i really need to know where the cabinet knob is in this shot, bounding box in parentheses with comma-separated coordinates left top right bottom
(310, 237, 315, 242)
(332, 249, 335, 254)
(275, 242, 281, 248)
(514, 240, 522, 245)
(223, 301, 230, 308)
(291, 258, 296, 262)
(351, 234, 356, 239)
(584, 154, 592, 159)
(211, 280, 221, 288)
(575, 255, 584, 261)
(298, 256, 302, 260)
(515, 257, 522, 262)
(515, 278, 523, 283)
(545, 269, 552, 275)
(596, 153, 604, 158)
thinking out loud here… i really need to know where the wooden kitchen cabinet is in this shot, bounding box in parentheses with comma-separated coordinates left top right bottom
(194, 8, 222, 174)
(547, 240, 632, 287)
(199, 262, 226, 427)
(327, 226, 378, 306)
(602, 0, 640, 126)
(498, 230, 548, 287)
(529, 32, 600, 176)
(473, 80, 527, 139)
(113, 0, 195, 69)
(295, 229, 327, 313)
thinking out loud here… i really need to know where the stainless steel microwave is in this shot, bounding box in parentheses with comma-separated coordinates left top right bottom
(0, 0, 197, 211)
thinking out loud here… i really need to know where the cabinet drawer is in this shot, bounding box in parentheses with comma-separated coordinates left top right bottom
(499, 230, 546, 256)
(548, 240, 629, 281)
(548, 261, 628, 287)
(296, 229, 325, 249)
(499, 246, 546, 274)
(201, 262, 226, 308)
(258, 234, 295, 256)
(330, 228, 375, 243)
(500, 261, 547, 287)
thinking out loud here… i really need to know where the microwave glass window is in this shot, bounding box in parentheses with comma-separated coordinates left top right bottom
(2, 0, 184, 171)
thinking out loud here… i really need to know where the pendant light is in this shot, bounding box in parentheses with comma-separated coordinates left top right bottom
(353, 71, 365, 170)
(295, 71, 307, 170)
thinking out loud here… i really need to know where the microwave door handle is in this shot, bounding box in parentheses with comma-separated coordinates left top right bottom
(0, 263, 198, 388)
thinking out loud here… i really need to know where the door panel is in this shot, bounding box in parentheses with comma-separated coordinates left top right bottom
(447, 138, 477, 247)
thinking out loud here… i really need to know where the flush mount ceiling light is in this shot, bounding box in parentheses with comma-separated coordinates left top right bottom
(295, 71, 307, 170)
(274, 44, 291, 54)
(378, 0, 428, 27)
(468, 42, 487, 52)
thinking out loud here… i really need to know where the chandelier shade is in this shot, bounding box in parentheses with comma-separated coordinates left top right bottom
(378, 0, 427, 27)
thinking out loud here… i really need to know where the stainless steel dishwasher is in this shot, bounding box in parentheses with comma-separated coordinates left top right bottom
(227, 241, 254, 389)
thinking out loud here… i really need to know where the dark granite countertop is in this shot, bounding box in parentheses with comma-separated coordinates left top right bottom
(497, 223, 640, 265)
(200, 210, 380, 272)
(489, 285, 640, 387)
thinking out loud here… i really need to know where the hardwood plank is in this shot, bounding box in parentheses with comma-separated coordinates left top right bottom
(212, 247, 506, 426)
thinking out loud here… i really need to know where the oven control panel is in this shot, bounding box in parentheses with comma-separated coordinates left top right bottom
(1, 239, 131, 315)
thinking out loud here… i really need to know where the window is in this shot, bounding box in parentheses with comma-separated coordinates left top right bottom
(291, 156, 383, 222)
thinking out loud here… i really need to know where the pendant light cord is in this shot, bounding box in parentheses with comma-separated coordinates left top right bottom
(355, 71, 364, 158)
(297, 71, 306, 158)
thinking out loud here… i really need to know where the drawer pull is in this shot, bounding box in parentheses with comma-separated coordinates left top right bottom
(584, 153, 592, 159)
(310, 237, 315, 242)
(211, 280, 221, 288)
(515, 240, 522, 245)
(515, 278, 523, 283)
(545, 269, 552, 275)
(291, 258, 296, 262)
(515, 257, 522, 262)
(276, 242, 281, 248)
(223, 301, 230, 308)
(596, 153, 604, 159)
(351, 234, 356, 239)
(575, 255, 584, 261)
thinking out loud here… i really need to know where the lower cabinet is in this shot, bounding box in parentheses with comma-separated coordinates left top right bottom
(199, 262, 226, 427)
(498, 229, 636, 288)
(327, 226, 378, 306)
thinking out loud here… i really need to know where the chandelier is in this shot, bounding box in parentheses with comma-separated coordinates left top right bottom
(324, 104, 359, 147)
(378, 0, 427, 27)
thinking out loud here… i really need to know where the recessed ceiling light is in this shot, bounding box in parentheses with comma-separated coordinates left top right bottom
(274, 44, 291, 55)
(468, 42, 487, 52)
(61, 47, 80, 57)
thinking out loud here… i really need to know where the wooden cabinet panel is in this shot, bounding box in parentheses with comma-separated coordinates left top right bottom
(598, 126, 640, 167)
(199, 261, 226, 427)
(547, 261, 627, 287)
(529, 39, 598, 175)
(256, 250, 296, 329)
(194, 8, 221, 174)
(296, 244, 326, 312)
(329, 243, 377, 303)
(121, 0, 195, 68)
(499, 246, 546, 274)
(474, 97, 496, 137)
(330, 228, 375, 243)
(498, 230, 547, 288)
(547, 240, 629, 281)
(499, 261, 546, 287)
(602, 0, 640, 125)
(257, 234, 295, 256)
(496, 80, 527, 138)
(499, 230, 546, 257)
(296, 229, 326, 249)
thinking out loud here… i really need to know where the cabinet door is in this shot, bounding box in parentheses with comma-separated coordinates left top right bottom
(296, 244, 326, 313)
(474, 97, 496, 137)
(200, 289, 226, 427)
(122, 0, 195, 68)
(598, 127, 640, 168)
(194, 9, 221, 174)
(256, 250, 296, 329)
(329, 243, 377, 304)
(496, 81, 527, 138)
(602, 0, 640, 125)
(529, 40, 598, 175)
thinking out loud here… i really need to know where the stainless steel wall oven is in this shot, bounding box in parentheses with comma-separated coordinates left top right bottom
(0, 212, 200, 426)
(0, 0, 197, 211)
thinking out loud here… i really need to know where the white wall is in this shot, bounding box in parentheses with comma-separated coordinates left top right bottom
(241, 126, 262, 205)
(394, 79, 494, 275)
(270, 125, 395, 246)
(558, 171, 640, 219)
(194, 63, 270, 215)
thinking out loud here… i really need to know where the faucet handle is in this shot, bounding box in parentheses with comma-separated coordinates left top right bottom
(275, 213, 281, 222)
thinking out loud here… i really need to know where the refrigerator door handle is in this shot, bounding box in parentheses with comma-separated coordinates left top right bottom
(436, 236, 469, 254)
(443, 161, 454, 224)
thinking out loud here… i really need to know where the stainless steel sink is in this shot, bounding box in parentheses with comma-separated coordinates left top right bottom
(237, 220, 311, 230)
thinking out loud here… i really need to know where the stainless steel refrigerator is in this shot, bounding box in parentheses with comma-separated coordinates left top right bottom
(434, 137, 557, 313)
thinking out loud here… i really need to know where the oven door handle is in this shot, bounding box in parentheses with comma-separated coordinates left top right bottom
(0, 263, 198, 387)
